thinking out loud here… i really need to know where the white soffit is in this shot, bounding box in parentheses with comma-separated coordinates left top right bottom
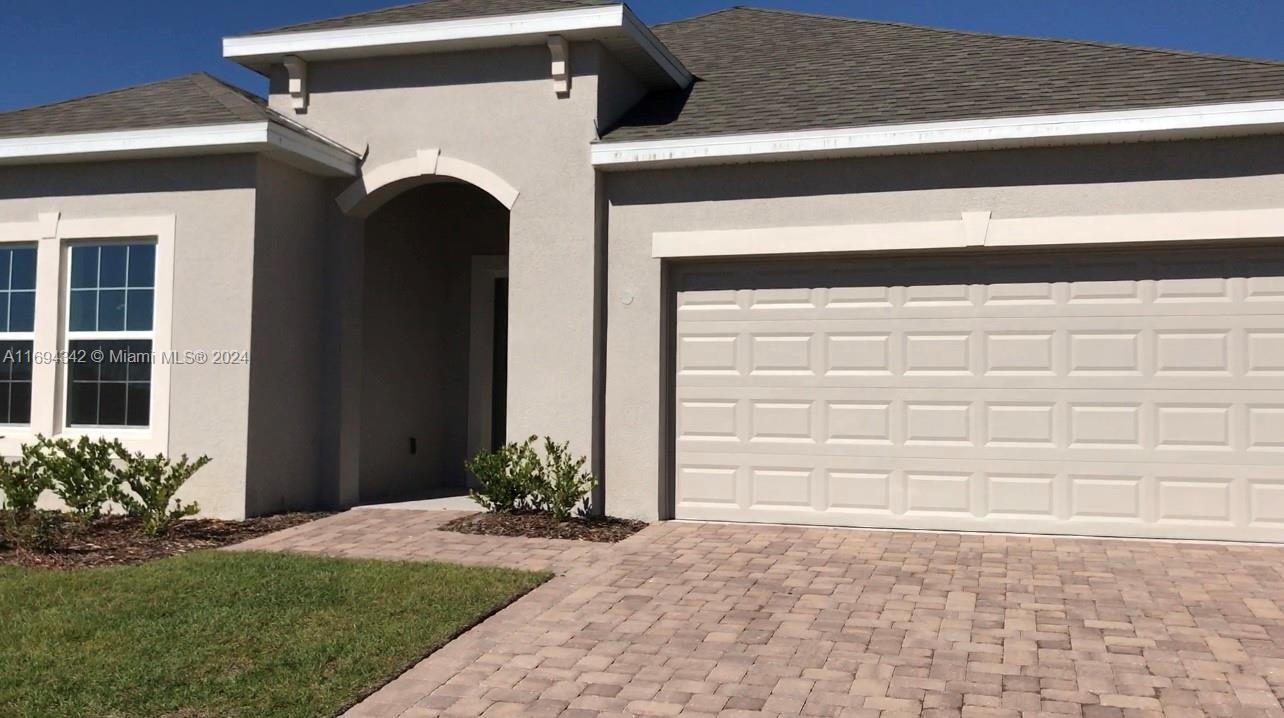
(0, 122, 359, 176)
(223, 5, 691, 88)
(652, 208, 1284, 258)
(595, 100, 1284, 169)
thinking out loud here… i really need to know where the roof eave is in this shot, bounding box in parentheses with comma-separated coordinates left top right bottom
(591, 100, 1284, 170)
(223, 4, 692, 89)
(0, 121, 360, 177)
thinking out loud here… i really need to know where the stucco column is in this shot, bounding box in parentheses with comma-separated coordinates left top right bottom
(505, 184, 599, 479)
(322, 205, 364, 508)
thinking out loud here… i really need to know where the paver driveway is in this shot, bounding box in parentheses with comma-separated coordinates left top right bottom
(238, 511, 1284, 718)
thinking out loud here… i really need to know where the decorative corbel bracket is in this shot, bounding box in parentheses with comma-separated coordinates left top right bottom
(37, 212, 60, 240)
(546, 35, 570, 97)
(283, 55, 308, 112)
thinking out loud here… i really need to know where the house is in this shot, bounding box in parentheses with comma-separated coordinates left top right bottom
(2, 1, 1283, 542)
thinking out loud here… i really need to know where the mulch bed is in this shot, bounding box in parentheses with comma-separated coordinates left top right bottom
(0, 512, 330, 570)
(440, 512, 647, 543)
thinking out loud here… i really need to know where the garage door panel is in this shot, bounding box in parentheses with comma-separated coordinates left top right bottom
(677, 250, 1284, 323)
(674, 247, 1284, 541)
(678, 388, 1278, 464)
(1248, 330, 1284, 374)
(675, 452, 1282, 539)
(676, 318, 1281, 390)
(679, 442, 1280, 469)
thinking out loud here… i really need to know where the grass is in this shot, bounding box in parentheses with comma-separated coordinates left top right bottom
(0, 551, 549, 718)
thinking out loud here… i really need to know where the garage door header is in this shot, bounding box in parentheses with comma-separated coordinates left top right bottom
(653, 207, 1284, 259)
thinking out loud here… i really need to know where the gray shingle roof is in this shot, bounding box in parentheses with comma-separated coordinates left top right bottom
(247, 0, 618, 36)
(0, 73, 275, 139)
(8, 6, 1284, 148)
(603, 7, 1284, 141)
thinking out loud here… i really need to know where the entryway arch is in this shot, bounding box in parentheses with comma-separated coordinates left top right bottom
(336, 149, 520, 218)
(353, 175, 511, 503)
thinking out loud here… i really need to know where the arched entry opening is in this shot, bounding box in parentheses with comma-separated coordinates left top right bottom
(357, 180, 509, 503)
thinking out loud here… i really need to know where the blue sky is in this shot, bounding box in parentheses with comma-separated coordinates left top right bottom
(2, 0, 1282, 112)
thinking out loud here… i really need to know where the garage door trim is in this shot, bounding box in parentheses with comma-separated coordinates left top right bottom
(653, 207, 1284, 259)
(668, 245, 1284, 542)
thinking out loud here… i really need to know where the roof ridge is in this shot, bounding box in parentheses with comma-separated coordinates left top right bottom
(649, 6, 743, 29)
(185, 72, 269, 123)
(717, 6, 1284, 70)
(245, 0, 436, 35)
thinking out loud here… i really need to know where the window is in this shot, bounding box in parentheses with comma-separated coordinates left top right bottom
(0, 246, 36, 424)
(66, 242, 155, 428)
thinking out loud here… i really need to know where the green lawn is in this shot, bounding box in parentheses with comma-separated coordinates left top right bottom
(0, 551, 549, 718)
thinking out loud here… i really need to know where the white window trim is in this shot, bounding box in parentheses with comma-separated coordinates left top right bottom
(53, 216, 174, 455)
(0, 231, 40, 432)
(62, 240, 160, 438)
(0, 215, 176, 458)
(0, 217, 43, 446)
(0, 214, 173, 455)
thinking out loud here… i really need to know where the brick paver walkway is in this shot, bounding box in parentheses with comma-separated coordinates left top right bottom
(237, 511, 1284, 718)
(230, 508, 603, 573)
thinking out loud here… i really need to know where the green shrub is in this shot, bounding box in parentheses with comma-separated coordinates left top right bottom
(0, 448, 55, 548)
(0, 445, 50, 516)
(465, 437, 597, 520)
(39, 435, 122, 524)
(538, 438, 595, 522)
(465, 436, 542, 513)
(111, 449, 211, 537)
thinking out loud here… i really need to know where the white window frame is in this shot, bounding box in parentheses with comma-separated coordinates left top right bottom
(0, 214, 173, 457)
(62, 239, 159, 435)
(52, 216, 174, 455)
(0, 221, 41, 433)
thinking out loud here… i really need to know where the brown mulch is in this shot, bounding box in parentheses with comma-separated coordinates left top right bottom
(440, 512, 647, 543)
(0, 512, 330, 570)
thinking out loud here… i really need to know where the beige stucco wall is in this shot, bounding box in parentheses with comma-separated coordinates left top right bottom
(603, 135, 1284, 521)
(244, 157, 331, 516)
(268, 42, 643, 502)
(0, 156, 259, 519)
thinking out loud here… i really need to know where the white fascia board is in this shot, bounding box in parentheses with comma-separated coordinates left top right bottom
(223, 5, 690, 86)
(593, 100, 1284, 169)
(0, 122, 358, 176)
(224, 6, 623, 58)
(262, 123, 360, 175)
(619, 6, 692, 87)
(0, 123, 267, 162)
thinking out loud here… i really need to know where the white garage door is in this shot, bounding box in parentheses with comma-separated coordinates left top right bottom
(673, 246, 1284, 542)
